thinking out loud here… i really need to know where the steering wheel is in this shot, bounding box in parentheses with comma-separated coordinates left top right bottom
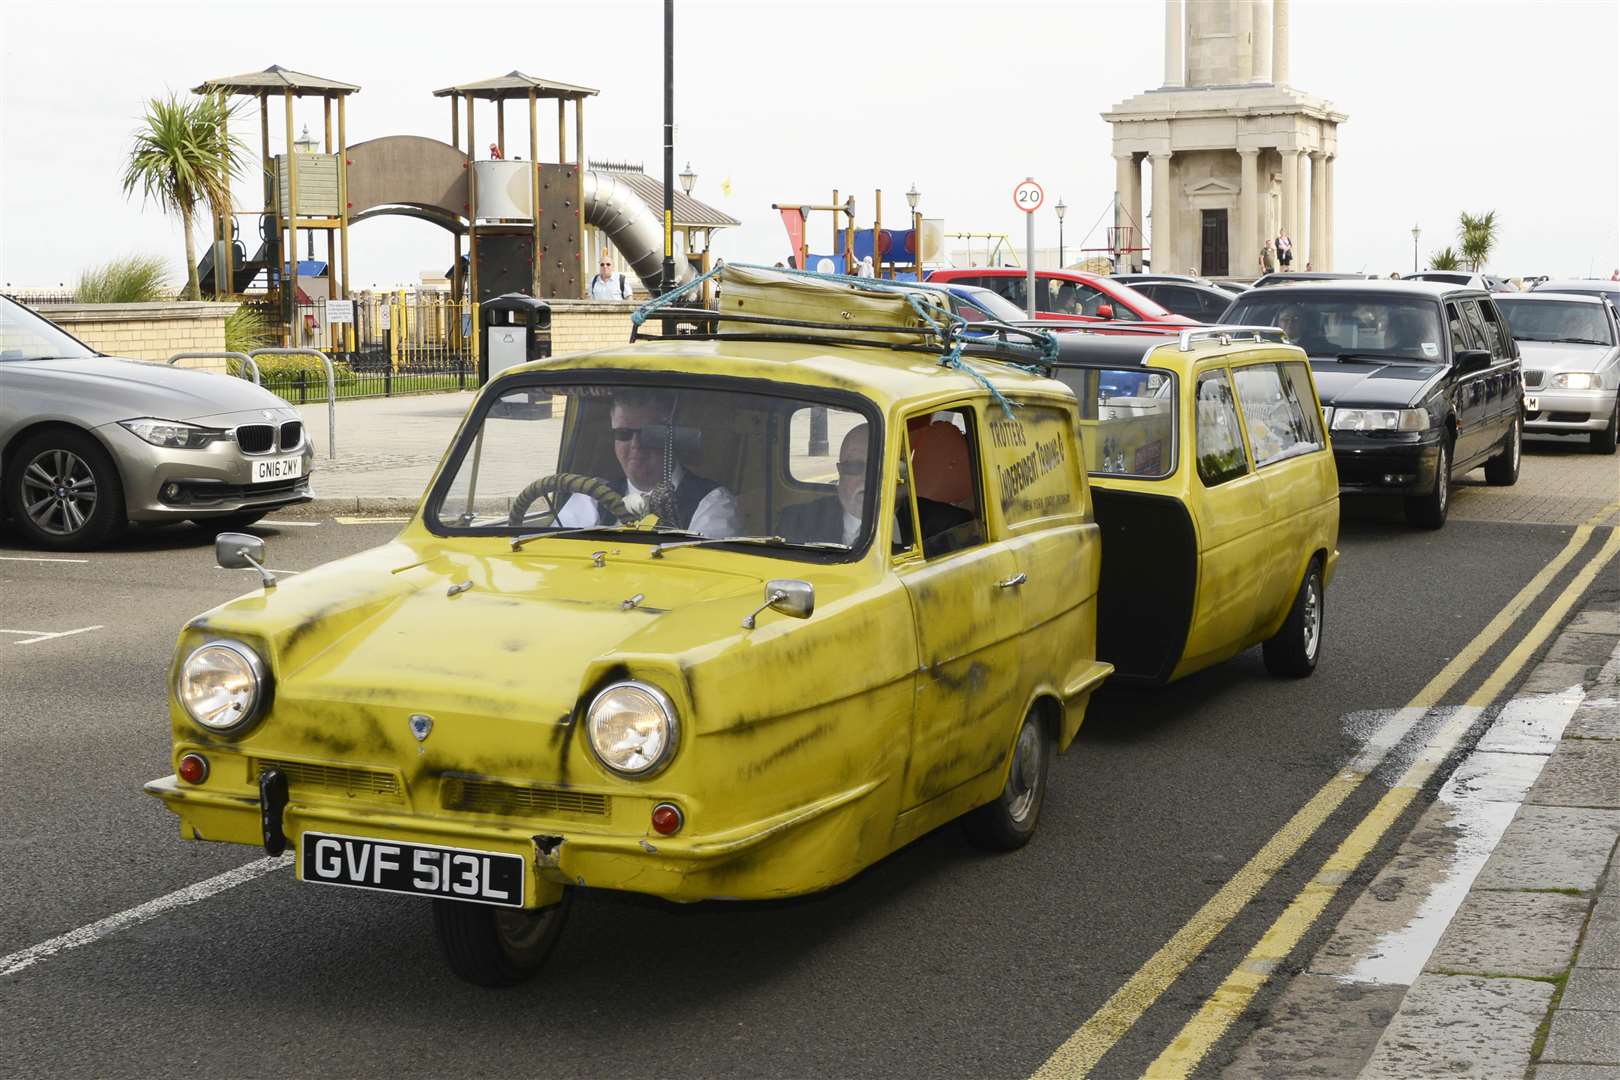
(508, 473, 635, 528)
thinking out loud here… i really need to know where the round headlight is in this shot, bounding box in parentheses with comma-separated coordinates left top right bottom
(586, 681, 677, 777)
(178, 641, 265, 732)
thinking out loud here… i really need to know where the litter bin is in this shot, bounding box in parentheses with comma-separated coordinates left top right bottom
(480, 293, 552, 384)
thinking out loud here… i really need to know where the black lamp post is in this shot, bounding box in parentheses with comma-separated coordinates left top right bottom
(661, 0, 675, 304)
(1411, 223, 1421, 274)
(1055, 198, 1067, 267)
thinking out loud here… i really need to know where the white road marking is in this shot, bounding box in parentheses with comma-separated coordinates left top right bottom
(333, 515, 410, 524)
(2, 625, 104, 646)
(257, 519, 320, 528)
(0, 555, 90, 564)
(213, 566, 301, 575)
(0, 854, 291, 978)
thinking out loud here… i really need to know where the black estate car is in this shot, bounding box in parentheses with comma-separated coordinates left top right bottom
(1221, 281, 1523, 528)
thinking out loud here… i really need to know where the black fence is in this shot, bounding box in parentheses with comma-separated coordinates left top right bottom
(257, 357, 475, 404)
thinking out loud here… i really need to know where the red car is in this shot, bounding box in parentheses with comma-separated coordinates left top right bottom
(925, 267, 1198, 327)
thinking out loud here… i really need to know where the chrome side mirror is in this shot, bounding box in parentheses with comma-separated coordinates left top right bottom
(216, 532, 275, 589)
(741, 579, 814, 630)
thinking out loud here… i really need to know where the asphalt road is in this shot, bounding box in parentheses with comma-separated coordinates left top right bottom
(1, 459, 1615, 1079)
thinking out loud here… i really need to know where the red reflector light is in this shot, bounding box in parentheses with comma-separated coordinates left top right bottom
(650, 803, 683, 836)
(178, 753, 209, 784)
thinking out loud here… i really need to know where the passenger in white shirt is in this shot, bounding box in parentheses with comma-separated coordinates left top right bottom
(556, 390, 741, 537)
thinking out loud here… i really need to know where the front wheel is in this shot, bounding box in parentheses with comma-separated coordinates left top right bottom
(2, 428, 127, 550)
(1483, 414, 1521, 485)
(1592, 401, 1618, 455)
(1404, 440, 1450, 530)
(432, 892, 572, 987)
(1263, 559, 1324, 678)
(963, 708, 1051, 852)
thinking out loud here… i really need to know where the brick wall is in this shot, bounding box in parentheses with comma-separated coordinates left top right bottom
(548, 300, 635, 357)
(36, 302, 238, 372)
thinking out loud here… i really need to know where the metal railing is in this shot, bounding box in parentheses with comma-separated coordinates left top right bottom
(250, 348, 336, 459)
(168, 351, 261, 385)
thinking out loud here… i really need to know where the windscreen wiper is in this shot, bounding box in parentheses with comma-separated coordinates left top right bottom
(1556, 338, 1610, 346)
(649, 534, 849, 558)
(511, 523, 694, 552)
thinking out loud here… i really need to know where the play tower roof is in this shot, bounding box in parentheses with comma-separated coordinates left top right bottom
(432, 70, 598, 101)
(192, 64, 361, 96)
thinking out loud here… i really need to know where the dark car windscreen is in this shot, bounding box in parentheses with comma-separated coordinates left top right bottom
(1497, 300, 1615, 345)
(1223, 294, 1445, 362)
(0, 297, 96, 361)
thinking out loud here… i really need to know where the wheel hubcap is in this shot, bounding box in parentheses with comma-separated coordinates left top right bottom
(1303, 575, 1322, 659)
(494, 907, 556, 953)
(20, 449, 96, 536)
(1006, 718, 1043, 822)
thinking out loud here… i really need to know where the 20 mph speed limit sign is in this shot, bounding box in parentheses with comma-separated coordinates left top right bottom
(1013, 178, 1044, 214)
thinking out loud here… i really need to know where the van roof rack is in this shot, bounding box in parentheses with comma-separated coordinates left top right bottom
(629, 262, 1058, 374)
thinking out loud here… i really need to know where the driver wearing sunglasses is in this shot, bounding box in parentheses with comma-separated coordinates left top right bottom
(554, 389, 741, 536)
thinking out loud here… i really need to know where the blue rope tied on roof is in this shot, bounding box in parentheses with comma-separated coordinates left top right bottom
(630, 261, 727, 327)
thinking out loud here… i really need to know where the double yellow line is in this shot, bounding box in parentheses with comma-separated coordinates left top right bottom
(1034, 501, 1620, 1080)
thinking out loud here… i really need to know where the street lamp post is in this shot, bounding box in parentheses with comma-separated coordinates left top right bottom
(1055, 198, 1067, 267)
(1411, 223, 1421, 274)
(679, 162, 696, 197)
(906, 182, 921, 279)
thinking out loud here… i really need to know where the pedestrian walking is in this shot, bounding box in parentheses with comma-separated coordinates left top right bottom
(1275, 229, 1294, 271)
(589, 256, 633, 301)
(1260, 242, 1276, 274)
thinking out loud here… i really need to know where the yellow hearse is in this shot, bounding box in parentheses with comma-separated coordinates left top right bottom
(146, 266, 1112, 986)
(1048, 326, 1340, 685)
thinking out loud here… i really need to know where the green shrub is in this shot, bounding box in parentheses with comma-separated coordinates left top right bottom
(74, 254, 174, 303)
(223, 304, 273, 353)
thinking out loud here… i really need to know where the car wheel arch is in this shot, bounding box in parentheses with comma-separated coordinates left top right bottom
(2, 420, 124, 487)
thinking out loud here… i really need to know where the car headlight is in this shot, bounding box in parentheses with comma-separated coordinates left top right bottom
(1550, 372, 1599, 389)
(177, 641, 266, 732)
(586, 681, 677, 777)
(1331, 408, 1429, 432)
(120, 418, 225, 449)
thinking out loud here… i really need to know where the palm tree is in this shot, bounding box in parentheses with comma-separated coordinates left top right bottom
(1429, 247, 1461, 271)
(122, 92, 245, 301)
(1458, 210, 1498, 272)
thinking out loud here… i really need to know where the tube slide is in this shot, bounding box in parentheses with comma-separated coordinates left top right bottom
(584, 171, 692, 296)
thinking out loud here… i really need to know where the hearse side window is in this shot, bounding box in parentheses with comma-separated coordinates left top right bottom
(1445, 302, 1478, 357)
(1195, 369, 1250, 486)
(1475, 300, 1515, 359)
(1460, 301, 1498, 359)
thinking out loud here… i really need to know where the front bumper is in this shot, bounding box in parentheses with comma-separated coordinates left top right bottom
(145, 766, 885, 907)
(99, 422, 316, 522)
(1329, 433, 1441, 495)
(1525, 387, 1618, 434)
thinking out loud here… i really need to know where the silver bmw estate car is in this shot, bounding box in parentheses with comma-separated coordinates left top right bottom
(0, 295, 313, 549)
(1496, 291, 1620, 454)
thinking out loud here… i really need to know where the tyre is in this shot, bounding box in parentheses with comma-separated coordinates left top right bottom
(1263, 558, 1324, 678)
(963, 707, 1051, 852)
(2, 428, 126, 550)
(190, 510, 269, 533)
(1404, 439, 1451, 530)
(432, 892, 571, 987)
(1593, 401, 1618, 455)
(1483, 413, 1521, 486)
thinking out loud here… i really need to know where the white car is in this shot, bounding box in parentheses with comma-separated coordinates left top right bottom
(1496, 291, 1620, 454)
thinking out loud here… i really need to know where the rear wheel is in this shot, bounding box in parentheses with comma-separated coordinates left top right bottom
(2, 428, 126, 550)
(963, 707, 1051, 852)
(1263, 559, 1324, 678)
(1593, 401, 1618, 455)
(433, 891, 572, 987)
(1404, 439, 1451, 530)
(1483, 414, 1521, 485)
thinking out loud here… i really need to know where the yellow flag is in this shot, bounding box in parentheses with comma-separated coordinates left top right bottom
(720, 176, 733, 197)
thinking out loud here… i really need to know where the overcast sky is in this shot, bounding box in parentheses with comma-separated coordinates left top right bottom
(3, 0, 1616, 291)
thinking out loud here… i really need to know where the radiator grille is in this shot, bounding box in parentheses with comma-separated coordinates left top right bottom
(279, 421, 304, 450)
(235, 424, 275, 453)
(255, 759, 401, 799)
(441, 776, 610, 818)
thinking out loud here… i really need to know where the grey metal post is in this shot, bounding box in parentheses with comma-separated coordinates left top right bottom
(1025, 211, 1036, 319)
(168, 351, 261, 385)
(251, 347, 337, 459)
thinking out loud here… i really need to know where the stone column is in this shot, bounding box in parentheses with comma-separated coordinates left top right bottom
(1234, 0, 1254, 83)
(1165, 0, 1185, 87)
(1150, 151, 1174, 273)
(1238, 149, 1260, 276)
(1252, 0, 1273, 82)
(1308, 150, 1326, 270)
(1130, 153, 1145, 270)
(1114, 153, 1136, 269)
(1273, 0, 1290, 85)
(1322, 154, 1335, 269)
(1280, 148, 1300, 262)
